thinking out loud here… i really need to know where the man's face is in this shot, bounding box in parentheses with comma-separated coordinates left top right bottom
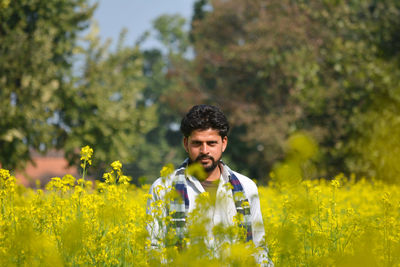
(183, 128, 228, 173)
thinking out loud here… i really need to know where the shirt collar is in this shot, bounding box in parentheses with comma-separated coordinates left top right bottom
(220, 162, 231, 184)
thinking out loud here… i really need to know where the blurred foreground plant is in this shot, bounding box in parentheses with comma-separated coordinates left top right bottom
(0, 146, 399, 266)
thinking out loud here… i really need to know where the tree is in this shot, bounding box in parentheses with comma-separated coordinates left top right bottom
(189, 0, 327, 179)
(0, 0, 95, 170)
(188, 0, 400, 181)
(60, 25, 158, 179)
(128, 14, 197, 183)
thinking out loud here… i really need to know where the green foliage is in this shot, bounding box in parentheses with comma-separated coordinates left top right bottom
(153, 15, 189, 55)
(60, 24, 158, 176)
(0, 0, 95, 169)
(0, 2, 161, 179)
(127, 14, 195, 183)
(3, 0, 400, 184)
(185, 0, 400, 181)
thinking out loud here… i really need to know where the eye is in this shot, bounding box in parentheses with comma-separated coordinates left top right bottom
(207, 141, 218, 146)
(191, 141, 202, 146)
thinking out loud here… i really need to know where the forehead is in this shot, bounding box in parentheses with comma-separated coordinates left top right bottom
(188, 129, 221, 140)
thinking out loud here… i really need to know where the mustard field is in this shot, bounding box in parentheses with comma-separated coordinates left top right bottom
(1, 162, 399, 266)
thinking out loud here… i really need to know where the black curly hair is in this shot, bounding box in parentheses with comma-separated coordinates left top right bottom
(180, 105, 230, 138)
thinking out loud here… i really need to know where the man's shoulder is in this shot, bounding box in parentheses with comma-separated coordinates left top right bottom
(150, 176, 166, 188)
(231, 170, 258, 191)
(150, 168, 185, 188)
(232, 171, 258, 197)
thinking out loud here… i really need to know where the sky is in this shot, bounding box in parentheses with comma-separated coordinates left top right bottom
(92, 0, 196, 49)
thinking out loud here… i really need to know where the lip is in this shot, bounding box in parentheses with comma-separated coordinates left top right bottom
(198, 157, 212, 164)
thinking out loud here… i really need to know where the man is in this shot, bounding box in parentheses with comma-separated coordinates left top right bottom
(147, 105, 272, 265)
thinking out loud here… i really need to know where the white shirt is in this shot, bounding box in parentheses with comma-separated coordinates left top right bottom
(147, 164, 273, 266)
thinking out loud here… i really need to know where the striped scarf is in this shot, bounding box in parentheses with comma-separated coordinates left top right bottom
(169, 159, 253, 244)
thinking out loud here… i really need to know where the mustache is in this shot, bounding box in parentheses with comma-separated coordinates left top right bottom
(195, 154, 214, 162)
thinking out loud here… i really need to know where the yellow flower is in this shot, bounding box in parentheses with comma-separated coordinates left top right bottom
(331, 179, 340, 188)
(241, 201, 250, 208)
(0, 169, 10, 180)
(111, 160, 122, 171)
(118, 175, 131, 185)
(186, 163, 207, 181)
(62, 174, 76, 187)
(382, 192, 392, 206)
(80, 145, 93, 165)
(103, 172, 115, 184)
(160, 163, 174, 177)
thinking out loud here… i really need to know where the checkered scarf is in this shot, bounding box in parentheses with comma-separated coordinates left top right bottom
(169, 159, 253, 243)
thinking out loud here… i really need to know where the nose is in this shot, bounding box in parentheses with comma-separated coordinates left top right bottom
(200, 143, 209, 154)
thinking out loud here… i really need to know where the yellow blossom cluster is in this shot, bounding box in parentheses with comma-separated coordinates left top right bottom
(261, 175, 400, 266)
(0, 147, 399, 266)
(80, 145, 93, 166)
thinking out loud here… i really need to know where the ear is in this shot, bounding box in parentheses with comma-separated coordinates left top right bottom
(183, 137, 189, 152)
(222, 136, 228, 152)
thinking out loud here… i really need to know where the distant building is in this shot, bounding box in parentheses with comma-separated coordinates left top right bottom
(15, 150, 79, 187)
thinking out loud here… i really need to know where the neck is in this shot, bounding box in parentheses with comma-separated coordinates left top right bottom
(205, 163, 221, 182)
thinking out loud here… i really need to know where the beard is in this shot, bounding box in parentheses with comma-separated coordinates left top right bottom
(191, 154, 221, 173)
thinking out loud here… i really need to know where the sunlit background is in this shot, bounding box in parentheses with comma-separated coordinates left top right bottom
(1, 0, 400, 188)
(2, 0, 400, 186)
(1, 0, 400, 265)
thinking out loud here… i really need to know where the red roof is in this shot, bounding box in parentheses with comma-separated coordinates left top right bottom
(15, 150, 79, 187)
